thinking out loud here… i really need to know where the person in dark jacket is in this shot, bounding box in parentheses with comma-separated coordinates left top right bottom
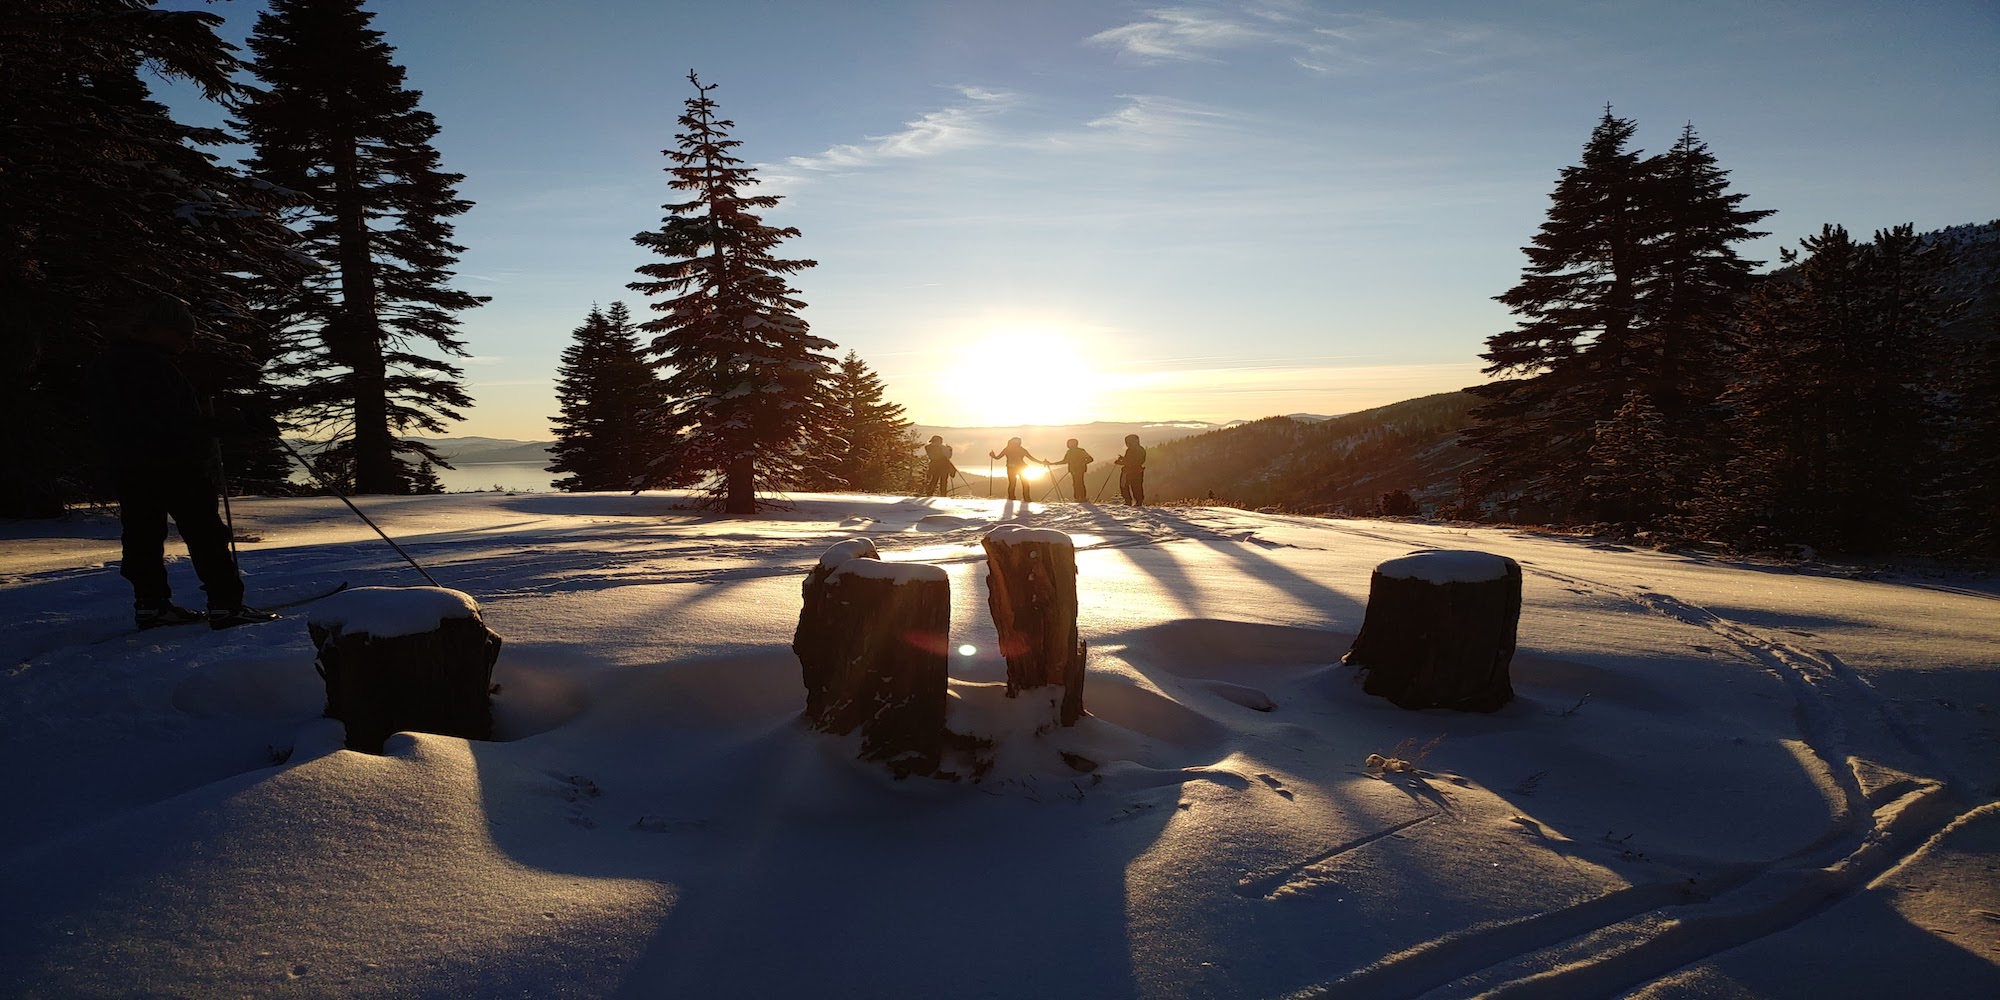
(87, 296, 278, 629)
(1056, 438, 1093, 501)
(987, 437, 1047, 501)
(921, 435, 955, 495)
(1114, 434, 1147, 506)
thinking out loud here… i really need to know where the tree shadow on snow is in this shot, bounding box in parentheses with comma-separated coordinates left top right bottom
(461, 646, 1199, 999)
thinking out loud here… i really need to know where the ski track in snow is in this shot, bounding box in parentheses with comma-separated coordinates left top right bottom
(1240, 516, 1980, 1000)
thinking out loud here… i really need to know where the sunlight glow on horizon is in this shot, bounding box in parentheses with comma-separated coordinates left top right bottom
(933, 323, 1106, 427)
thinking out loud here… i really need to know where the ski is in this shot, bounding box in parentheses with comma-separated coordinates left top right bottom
(93, 582, 349, 645)
(271, 581, 349, 610)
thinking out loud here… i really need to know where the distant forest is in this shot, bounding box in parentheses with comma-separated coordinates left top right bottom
(1150, 202, 1998, 558)
(6, 7, 1994, 554)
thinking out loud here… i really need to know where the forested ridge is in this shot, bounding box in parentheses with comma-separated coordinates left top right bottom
(1149, 216, 1999, 559)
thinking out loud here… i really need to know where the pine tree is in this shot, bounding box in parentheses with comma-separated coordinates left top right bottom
(1636, 125, 1775, 445)
(629, 72, 835, 514)
(1935, 331, 1999, 556)
(798, 351, 916, 493)
(1585, 389, 1675, 528)
(1698, 225, 1952, 552)
(1464, 109, 1653, 521)
(235, 0, 488, 495)
(1, 0, 306, 514)
(548, 302, 676, 492)
(1465, 109, 1769, 525)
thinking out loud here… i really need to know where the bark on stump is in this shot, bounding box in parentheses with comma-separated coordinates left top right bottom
(981, 526, 1087, 726)
(791, 540, 950, 775)
(308, 588, 502, 753)
(1342, 550, 1519, 712)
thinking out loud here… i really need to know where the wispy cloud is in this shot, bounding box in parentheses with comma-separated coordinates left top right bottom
(772, 88, 1237, 185)
(1081, 95, 1233, 144)
(1088, 3, 1529, 75)
(1086, 7, 1268, 63)
(787, 86, 1018, 173)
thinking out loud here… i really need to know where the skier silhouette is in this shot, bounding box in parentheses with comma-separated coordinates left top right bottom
(1114, 433, 1147, 506)
(921, 435, 955, 494)
(1056, 438, 1093, 501)
(987, 437, 1047, 501)
(87, 295, 281, 630)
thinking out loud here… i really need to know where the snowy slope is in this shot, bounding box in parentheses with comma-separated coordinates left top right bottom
(1, 493, 1995, 998)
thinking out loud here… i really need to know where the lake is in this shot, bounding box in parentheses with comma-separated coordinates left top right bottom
(435, 461, 555, 493)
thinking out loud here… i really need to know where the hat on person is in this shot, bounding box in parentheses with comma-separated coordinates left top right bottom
(139, 295, 197, 337)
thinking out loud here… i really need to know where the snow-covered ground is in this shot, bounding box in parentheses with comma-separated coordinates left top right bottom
(2, 492, 1996, 999)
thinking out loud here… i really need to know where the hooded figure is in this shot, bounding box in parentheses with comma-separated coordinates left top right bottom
(1114, 433, 1147, 506)
(921, 435, 955, 495)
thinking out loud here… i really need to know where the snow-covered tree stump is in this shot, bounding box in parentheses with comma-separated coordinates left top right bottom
(1342, 550, 1519, 712)
(307, 587, 503, 753)
(791, 540, 950, 775)
(981, 526, 1087, 725)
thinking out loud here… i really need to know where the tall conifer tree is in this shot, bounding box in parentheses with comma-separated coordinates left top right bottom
(235, 0, 487, 495)
(1464, 109, 1653, 520)
(630, 72, 835, 514)
(1465, 109, 1769, 524)
(1, 0, 305, 513)
(548, 302, 675, 492)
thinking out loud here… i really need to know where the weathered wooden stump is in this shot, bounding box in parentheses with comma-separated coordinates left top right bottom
(1343, 550, 1519, 712)
(981, 525, 1087, 725)
(791, 540, 950, 774)
(307, 587, 503, 753)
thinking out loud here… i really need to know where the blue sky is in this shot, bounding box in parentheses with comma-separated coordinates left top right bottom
(159, 0, 2000, 439)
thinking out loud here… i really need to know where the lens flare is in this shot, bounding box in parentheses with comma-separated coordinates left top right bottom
(957, 644, 977, 656)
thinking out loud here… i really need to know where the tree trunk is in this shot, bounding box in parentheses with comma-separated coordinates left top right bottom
(981, 526, 1087, 725)
(332, 128, 399, 495)
(791, 541, 949, 775)
(1343, 550, 1519, 712)
(310, 602, 502, 753)
(724, 456, 755, 514)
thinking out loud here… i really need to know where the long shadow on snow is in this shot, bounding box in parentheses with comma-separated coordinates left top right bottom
(462, 644, 1219, 1000)
(1139, 507, 1369, 629)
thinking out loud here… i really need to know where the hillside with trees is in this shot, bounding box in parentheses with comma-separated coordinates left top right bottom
(1145, 392, 1480, 513)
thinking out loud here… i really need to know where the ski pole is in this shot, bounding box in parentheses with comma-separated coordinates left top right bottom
(278, 437, 442, 587)
(986, 456, 993, 497)
(1094, 466, 1116, 502)
(210, 435, 241, 570)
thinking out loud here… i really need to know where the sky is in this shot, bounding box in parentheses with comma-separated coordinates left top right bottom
(157, 0, 2000, 440)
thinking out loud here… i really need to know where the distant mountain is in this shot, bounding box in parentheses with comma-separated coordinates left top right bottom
(1145, 392, 1480, 513)
(404, 436, 555, 465)
(1224, 412, 1337, 427)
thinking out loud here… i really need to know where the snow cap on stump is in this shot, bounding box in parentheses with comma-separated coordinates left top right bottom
(308, 586, 482, 638)
(816, 538, 881, 569)
(1373, 549, 1514, 585)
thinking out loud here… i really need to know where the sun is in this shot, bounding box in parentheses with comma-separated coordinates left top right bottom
(940, 326, 1101, 427)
